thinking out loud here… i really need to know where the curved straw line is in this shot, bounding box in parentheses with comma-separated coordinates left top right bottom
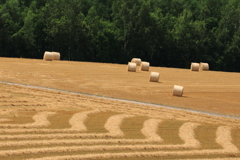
(0, 122, 202, 157)
(0, 133, 121, 140)
(26, 150, 240, 160)
(0, 144, 200, 158)
(23, 126, 239, 160)
(104, 114, 134, 137)
(69, 109, 100, 131)
(0, 122, 198, 149)
(0, 118, 163, 147)
(0, 110, 100, 133)
(0, 113, 134, 140)
(179, 122, 200, 148)
(141, 119, 163, 141)
(0, 112, 55, 128)
(216, 126, 239, 152)
(1, 81, 239, 121)
(0, 139, 163, 148)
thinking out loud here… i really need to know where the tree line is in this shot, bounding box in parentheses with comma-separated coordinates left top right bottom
(1, 0, 240, 72)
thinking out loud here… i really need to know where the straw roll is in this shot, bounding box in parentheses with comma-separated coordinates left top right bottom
(140, 62, 150, 71)
(199, 62, 209, 71)
(172, 85, 184, 96)
(43, 51, 53, 61)
(131, 58, 142, 66)
(149, 72, 160, 82)
(190, 63, 199, 71)
(127, 62, 137, 72)
(52, 52, 60, 60)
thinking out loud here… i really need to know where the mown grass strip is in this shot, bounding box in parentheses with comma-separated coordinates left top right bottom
(85, 111, 119, 133)
(195, 124, 222, 149)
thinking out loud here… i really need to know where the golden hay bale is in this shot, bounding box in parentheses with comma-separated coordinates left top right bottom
(131, 58, 142, 66)
(140, 62, 150, 71)
(52, 52, 60, 60)
(172, 85, 184, 96)
(149, 72, 160, 82)
(199, 62, 209, 71)
(190, 62, 199, 71)
(43, 51, 53, 61)
(127, 62, 137, 72)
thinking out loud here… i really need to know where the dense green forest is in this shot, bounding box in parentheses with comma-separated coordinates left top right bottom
(0, 0, 240, 72)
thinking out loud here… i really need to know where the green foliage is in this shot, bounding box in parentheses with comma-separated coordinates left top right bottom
(0, 0, 23, 57)
(0, 0, 240, 72)
(171, 9, 206, 68)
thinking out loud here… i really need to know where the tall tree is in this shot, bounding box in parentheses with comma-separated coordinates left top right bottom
(171, 9, 206, 68)
(0, 0, 23, 57)
(42, 0, 91, 60)
(217, 0, 240, 71)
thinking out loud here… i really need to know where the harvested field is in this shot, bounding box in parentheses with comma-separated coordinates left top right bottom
(0, 57, 239, 116)
(0, 57, 240, 159)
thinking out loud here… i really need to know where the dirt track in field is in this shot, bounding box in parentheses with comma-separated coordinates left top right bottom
(0, 57, 239, 117)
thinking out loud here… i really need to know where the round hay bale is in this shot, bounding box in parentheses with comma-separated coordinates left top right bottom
(140, 62, 150, 71)
(199, 62, 209, 71)
(190, 62, 199, 71)
(131, 58, 142, 66)
(149, 72, 160, 82)
(127, 62, 137, 72)
(172, 85, 184, 96)
(43, 51, 53, 61)
(52, 52, 60, 60)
